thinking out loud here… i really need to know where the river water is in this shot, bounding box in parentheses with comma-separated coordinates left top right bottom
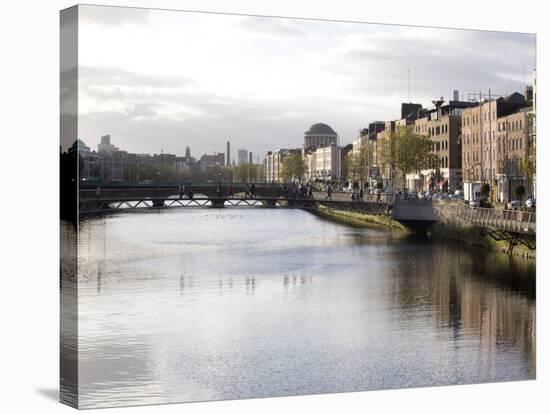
(62, 208, 535, 408)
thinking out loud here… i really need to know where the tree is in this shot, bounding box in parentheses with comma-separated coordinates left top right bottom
(281, 153, 305, 182)
(380, 126, 438, 190)
(234, 164, 261, 183)
(515, 184, 526, 200)
(347, 146, 370, 186)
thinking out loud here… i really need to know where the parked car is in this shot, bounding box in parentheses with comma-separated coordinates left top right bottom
(433, 192, 450, 201)
(508, 200, 522, 210)
(469, 200, 480, 207)
(419, 191, 433, 200)
(525, 199, 536, 209)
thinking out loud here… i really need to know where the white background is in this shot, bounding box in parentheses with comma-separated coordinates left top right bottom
(0, 0, 547, 412)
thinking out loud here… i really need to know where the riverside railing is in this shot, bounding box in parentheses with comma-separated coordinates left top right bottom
(457, 203, 536, 235)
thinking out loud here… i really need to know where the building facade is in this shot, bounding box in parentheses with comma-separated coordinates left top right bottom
(199, 153, 225, 170)
(303, 123, 338, 150)
(461, 92, 530, 202)
(264, 149, 301, 183)
(411, 100, 476, 192)
(237, 149, 248, 165)
(495, 107, 532, 201)
(304, 143, 341, 182)
(97, 134, 119, 153)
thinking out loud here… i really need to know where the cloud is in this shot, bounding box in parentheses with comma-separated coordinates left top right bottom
(79, 66, 193, 89)
(79, 5, 150, 26)
(235, 16, 307, 39)
(76, 8, 536, 159)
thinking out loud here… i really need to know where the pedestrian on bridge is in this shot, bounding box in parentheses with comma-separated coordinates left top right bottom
(300, 184, 307, 199)
(325, 184, 332, 201)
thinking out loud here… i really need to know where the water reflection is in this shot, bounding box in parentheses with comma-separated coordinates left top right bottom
(67, 209, 535, 408)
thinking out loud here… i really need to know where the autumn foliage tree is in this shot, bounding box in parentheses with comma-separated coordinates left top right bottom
(281, 153, 305, 182)
(381, 126, 438, 190)
(347, 145, 370, 186)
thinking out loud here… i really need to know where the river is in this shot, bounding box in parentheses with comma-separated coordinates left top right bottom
(61, 208, 535, 408)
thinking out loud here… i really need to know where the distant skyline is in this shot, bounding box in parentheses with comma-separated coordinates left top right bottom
(76, 5, 536, 156)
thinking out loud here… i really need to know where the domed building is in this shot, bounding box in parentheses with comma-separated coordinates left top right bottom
(304, 123, 338, 150)
(302, 123, 341, 183)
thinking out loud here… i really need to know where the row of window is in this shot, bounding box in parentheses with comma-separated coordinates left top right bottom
(498, 136, 524, 152)
(463, 133, 480, 145)
(415, 123, 449, 136)
(464, 136, 525, 164)
(497, 119, 523, 132)
(464, 131, 525, 151)
(433, 140, 449, 151)
(462, 110, 496, 127)
(464, 151, 480, 164)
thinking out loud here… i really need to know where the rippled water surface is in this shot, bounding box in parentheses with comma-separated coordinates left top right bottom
(63, 208, 535, 408)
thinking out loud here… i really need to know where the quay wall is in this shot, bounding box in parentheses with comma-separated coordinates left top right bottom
(315, 200, 535, 259)
(429, 200, 535, 259)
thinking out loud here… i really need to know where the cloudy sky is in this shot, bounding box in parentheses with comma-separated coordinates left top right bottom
(77, 5, 536, 160)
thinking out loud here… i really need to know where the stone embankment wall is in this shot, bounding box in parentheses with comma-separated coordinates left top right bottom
(429, 200, 535, 259)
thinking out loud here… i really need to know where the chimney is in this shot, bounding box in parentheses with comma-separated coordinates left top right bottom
(453, 90, 459, 101)
(226, 141, 231, 166)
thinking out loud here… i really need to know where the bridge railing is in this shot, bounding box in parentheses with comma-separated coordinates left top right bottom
(79, 187, 180, 200)
(457, 203, 536, 235)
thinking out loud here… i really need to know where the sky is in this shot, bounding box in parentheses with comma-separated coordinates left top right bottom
(77, 5, 536, 160)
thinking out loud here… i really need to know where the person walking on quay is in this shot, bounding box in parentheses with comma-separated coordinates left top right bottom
(228, 183, 234, 198)
(325, 184, 332, 201)
(300, 184, 307, 199)
(376, 190, 382, 202)
(95, 186, 101, 199)
(250, 183, 256, 198)
(179, 183, 186, 199)
(307, 184, 314, 199)
(359, 187, 364, 201)
(216, 183, 222, 198)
